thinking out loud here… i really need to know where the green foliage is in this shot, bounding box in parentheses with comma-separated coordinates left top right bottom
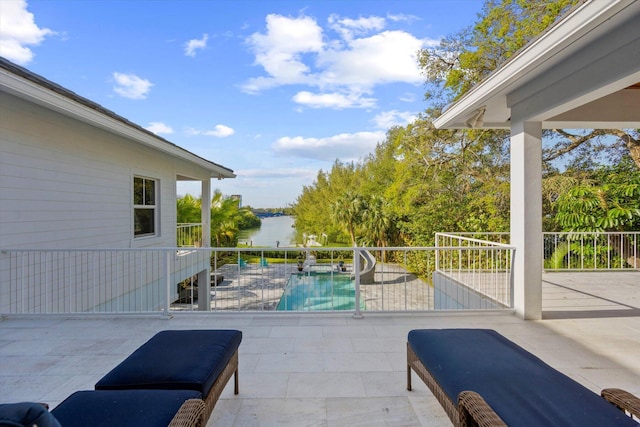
(289, 0, 637, 281)
(554, 159, 640, 232)
(237, 210, 261, 230)
(176, 194, 201, 223)
(419, 0, 581, 104)
(177, 191, 261, 247)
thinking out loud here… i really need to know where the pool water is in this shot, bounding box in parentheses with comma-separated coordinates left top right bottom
(276, 271, 362, 311)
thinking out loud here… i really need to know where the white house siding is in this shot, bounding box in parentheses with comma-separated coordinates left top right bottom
(0, 92, 214, 313)
(1, 92, 212, 249)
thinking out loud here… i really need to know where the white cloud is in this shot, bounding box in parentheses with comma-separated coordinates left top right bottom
(0, 0, 53, 65)
(399, 92, 416, 103)
(373, 110, 417, 129)
(273, 131, 385, 162)
(242, 14, 323, 93)
(243, 13, 436, 107)
(328, 14, 385, 40)
(146, 122, 173, 135)
(317, 30, 425, 88)
(187, 124, 235, 138)
(293, 90, 376, 109)
(185, 33, 208, 57)
(236, 167, 317, 180)
(112, 72, 153, 99)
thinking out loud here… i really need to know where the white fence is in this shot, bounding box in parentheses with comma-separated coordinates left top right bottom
(543, 232, 639, 271)
(0, 245, 515, 316)
(438, 231, 640, 271)
(435, 233, 515, 309)
(176, 223, 203, 247)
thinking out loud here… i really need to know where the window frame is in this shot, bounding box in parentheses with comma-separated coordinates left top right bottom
(133, 175, 158, 238)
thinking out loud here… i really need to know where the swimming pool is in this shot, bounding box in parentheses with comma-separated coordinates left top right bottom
(276, 271, 362, 311)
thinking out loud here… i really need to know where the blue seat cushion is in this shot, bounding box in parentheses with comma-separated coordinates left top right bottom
(51, 389, 201, 427)
(408, 329, 638, 427)
(0, 402, 61, 427)
(95, 329, 242, 396)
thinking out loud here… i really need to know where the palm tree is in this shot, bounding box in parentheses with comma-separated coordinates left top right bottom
(210, 190, 242, 247)
(331, 192, 365, 246)
(176, 194, 201, 223)
(362, 195, 391, 248)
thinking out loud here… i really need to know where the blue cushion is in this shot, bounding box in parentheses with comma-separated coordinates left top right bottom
(408, 329, 638, 427)
(95, 330, 242, 396)
(51, 390, 201, 427)
(0, 402, 61, 427)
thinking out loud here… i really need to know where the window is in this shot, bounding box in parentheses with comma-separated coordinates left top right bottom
(133, 176, 157, 237)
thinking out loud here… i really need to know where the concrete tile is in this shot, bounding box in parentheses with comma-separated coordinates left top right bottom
(323, 352, 392, 372)
(232, 398, 326, 427)
(360, 371, 408, 397)
(294, 337, 353, 353)
(256, 352, 324, 373)
(326, 396, 420, 427)
(286, 373, 364, 398)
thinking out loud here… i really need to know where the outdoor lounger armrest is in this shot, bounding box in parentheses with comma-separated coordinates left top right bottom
(457, 391, 507, 427)
(169, 399, 206, 427)
(601, 388, 640, 419)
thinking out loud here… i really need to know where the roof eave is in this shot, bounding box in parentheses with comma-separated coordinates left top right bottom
(433, 0, 630, 130)
(0, 59, 235, 179)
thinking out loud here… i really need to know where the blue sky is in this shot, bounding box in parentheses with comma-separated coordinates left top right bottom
(1, 0, 483, 208)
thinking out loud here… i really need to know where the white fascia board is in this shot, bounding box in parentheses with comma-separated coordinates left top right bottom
(433, 0, 630, 129)
(0, 69, 236, 179)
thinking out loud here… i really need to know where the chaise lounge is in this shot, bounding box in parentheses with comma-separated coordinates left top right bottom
(0, 390, 205, 427)
(52, 390, 205, 427)
(95, 329, 242, 423)
(407, 329, 640, 426)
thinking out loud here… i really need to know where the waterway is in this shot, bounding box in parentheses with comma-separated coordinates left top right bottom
(238, 215, 297, 247)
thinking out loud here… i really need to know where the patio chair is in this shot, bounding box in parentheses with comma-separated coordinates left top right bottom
(407, 329, 640, 426)
(260, 258, 269, 267)
(0, 390, 205, 427)
(95, 329, 242, 423)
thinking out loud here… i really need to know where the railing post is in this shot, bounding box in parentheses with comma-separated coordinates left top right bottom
(510, 248, 516, 308)
(353, 247, 363, 319)
(163, 251, 171, 316)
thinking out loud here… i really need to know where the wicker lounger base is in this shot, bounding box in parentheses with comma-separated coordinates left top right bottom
(407, 343, 504, 427)
(169, 399, 207, 427)
(407, 342, 459, 425)
(201, 349, 239, 421)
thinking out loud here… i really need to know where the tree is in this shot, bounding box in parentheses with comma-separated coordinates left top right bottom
(554, 158, 640, 232)
(419, 0, 640, 169)
(552, 158, 640, 268)
(176, 194, 201, 223)
(331, 191, 365, 246)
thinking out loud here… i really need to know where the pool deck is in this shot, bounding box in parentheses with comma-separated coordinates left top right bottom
(1, 271, 639, 426)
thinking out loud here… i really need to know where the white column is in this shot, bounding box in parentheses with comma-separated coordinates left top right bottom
(199, 179, 212, 311)
(510, 121, 542, 320)
(201, 179, 211, 248)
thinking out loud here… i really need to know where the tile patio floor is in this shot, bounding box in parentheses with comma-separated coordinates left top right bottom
(1, 272, 639, 426)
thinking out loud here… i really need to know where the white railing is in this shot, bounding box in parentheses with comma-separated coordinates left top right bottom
(438, 231, 640, 271)
(0, 245, 514, 316)
(543, 232, 639, 271)
(435, 233, 515, 308)
(176, 223, 203, 247)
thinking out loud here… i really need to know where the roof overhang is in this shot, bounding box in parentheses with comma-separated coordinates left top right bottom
(0, 58, 235, 179)
(434, 0, 640, 130)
